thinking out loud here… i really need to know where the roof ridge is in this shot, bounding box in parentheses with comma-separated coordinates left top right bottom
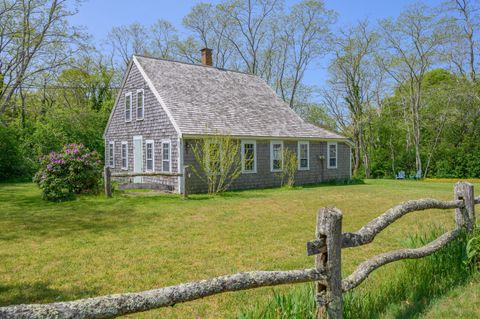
(133, 54, 257, 77)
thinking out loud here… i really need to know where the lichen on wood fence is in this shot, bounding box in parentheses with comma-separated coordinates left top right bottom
(0, 182, 477, 319)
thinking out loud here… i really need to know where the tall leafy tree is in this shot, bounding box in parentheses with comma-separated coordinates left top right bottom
(443, 0, 479, 81)
(277, 0, 336, 108)
(0, 0, 84, 117)
(323, 20, 379, 177)
(378, 4, 448, 174)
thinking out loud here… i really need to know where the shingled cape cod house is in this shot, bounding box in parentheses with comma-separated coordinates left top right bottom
(104, 48, 352, 194)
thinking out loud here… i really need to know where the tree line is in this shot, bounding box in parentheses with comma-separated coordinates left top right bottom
(0, 0, 479, 181)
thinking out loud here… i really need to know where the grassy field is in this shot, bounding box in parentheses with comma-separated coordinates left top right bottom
(0, 179, 478, 318)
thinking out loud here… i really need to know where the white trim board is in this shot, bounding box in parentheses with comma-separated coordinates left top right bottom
(178, 138, 184, 195)
(349, 147, 352, 179)
(108, 141, 115, 168)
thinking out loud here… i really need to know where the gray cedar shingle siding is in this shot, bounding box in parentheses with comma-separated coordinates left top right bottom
(104, 62, 180, 192)
(184, 140, 351, 194)
(104, 55, 352, 194)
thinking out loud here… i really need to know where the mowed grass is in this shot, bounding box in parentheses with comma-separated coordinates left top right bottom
(0, 179, 477, 318)
(422, 274, 480, 319)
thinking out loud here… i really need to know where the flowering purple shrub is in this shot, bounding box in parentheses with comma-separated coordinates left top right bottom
(34, 144, 102, 201)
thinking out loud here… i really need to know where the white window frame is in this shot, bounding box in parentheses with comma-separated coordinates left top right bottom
(136, 89, 144, 121)
(270, 141, 284, 172)
(108, 141, 115, 168)
(298, 141, 310, 171)
(125, 92, 132, 122)
(327, 142, 338, 169)
(145, 140, 155, 172)
(121, 141, 128, 170)
(241, 140, 257, 174)
(161, 140, 171, 172)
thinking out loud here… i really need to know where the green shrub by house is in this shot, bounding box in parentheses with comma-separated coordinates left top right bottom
(34, 144, 102, 201)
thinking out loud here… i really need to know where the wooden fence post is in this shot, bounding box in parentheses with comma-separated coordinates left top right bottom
(454, 181, 475, 232)
(315, 207, 343, 319)
(104, 166, 112, 198)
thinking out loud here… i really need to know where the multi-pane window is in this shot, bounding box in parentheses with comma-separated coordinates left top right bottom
(298, 141, 309, 170)
(328, 142, 337, 169)
(121, 142, 128, 170)
(108, 141, 115, 168)
(136, 89, 144, 120)
(241, 140, 256, 173)
(125, 92, 132, 122)
(146, 140, 154, 171)
(162, 141, 170, 172)
(270, 141, 283, 172)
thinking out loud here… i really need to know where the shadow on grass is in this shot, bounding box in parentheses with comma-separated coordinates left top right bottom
(343, 228, 471, 319)
(0, 282, 98, 306)
(0, 185, 129, 241)
(187, 178, 366, 200)
(238, 228, 473, 319)
(0, 179, 366, 240)
(299, 178, 365, 189)
(0, 210, 126, 242)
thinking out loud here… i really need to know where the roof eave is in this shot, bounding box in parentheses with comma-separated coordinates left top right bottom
(182, 133, 353, 146)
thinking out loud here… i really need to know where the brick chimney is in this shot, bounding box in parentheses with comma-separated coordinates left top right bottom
(201, 48, 213, 66)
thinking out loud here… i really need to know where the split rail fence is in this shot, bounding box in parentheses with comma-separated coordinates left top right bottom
(103, 166, 190, 198)
(1, 181, 478, 319)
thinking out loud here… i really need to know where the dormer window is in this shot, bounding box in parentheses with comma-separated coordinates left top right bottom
(125, 92, 132, 122)
(136, 89, 144, 120)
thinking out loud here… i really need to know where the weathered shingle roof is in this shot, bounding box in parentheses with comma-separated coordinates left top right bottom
(134, 55, 346, 140)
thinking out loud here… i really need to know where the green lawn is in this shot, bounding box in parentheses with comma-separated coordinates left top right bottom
(422, 274, 480, 319)
(0, 180, 477, 318)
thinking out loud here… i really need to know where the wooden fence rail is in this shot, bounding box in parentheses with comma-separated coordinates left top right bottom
(103, 166, 190, 199)
(1, 182, 478, 319)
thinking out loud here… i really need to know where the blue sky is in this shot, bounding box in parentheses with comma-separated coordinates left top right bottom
(69, 0, 444, 88)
